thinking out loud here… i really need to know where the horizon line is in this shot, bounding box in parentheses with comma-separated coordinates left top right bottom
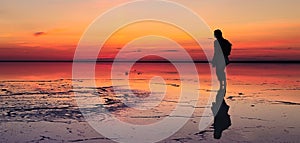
(0, 60, 299, 63)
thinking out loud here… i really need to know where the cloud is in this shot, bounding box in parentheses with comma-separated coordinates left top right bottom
(33, 32, 46, 37)
(160, 49, 179, 52)
(0, 44, 75, 61)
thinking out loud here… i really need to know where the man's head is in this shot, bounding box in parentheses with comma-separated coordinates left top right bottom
(214, 29, 223, 39)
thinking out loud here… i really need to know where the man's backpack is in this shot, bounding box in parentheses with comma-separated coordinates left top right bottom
(221, 39, 232, 57)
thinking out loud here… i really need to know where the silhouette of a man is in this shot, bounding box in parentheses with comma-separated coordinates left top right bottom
(211, 29, 232, 90)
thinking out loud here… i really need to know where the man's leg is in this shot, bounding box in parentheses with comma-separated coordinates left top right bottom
(216, 67, 225, 90)
(218, 66, 226, 90)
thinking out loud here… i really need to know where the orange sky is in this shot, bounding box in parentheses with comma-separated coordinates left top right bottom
(0, 0, 299, 61)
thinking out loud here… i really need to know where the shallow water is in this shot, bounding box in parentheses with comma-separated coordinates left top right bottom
(0, 62, 299, 142)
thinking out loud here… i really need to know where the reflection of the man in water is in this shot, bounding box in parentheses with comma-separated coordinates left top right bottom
(211, 89, 232, 139)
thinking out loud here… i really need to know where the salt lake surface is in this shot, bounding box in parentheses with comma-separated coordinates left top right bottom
(0, 62, 299, 142)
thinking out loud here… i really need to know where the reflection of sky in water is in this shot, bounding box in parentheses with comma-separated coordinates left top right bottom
(0, 62, 299, 142)
(0, 62, 299, 103)
(0, 62, 299, 102)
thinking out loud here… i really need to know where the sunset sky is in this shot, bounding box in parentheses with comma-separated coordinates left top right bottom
(0, 0, 299, 61)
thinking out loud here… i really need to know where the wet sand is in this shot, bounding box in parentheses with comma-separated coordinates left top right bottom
(0, 63, 299, 142)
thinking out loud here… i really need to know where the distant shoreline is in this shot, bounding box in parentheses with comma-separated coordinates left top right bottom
(0, 60, 299, 64)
